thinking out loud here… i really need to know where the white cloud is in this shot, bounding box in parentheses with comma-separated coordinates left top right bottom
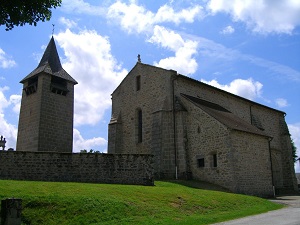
(107, 1, 155, 34)
(107, 2, 203, 34)
(275, 98, 289, 108)
(207, 0, 300, 34)
(0, 87, 19, 150)
(107, 2, 201, 75)
(221, 25, 235, 34)
(0, 48, 16, 68)
(154, 4, 203, 24)
(59, 17, 78, 29)
(61, 0, 106, 16)
(289, 123, 300, 172)
(55, 29, 127, 126)
(73, 129, 107, 152)
(149, 26, 198, 75)
(201, 78, 263, 100)
(0, 86, 9, 111)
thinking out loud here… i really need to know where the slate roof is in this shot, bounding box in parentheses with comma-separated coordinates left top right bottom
(20, 36, 77, 84)
(177, 74, 285, 115)
(181, 93, 270, 138)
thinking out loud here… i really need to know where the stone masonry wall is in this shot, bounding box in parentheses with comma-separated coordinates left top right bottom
(38, 74, 74, 152)
(230, 130, 274, 196)
(180, 97, 274, 197)
(181, 97, 236, 191)
(175, 76, 297, 192)
(0, 151, 154, 186)
(17, 78, 42, 151)
(17, 73, 74, 153)
(109, 63, 176, 177)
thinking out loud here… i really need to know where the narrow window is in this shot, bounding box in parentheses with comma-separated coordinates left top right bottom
(197, 158, 204, 168)
(136, 76, 141, 91)
(137, 109, 142, 143)
(213, 154, 217, 167)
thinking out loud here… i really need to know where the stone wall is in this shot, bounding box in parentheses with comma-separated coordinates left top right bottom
(17, 73, 75, 153)
(108, 63, 177, 178)
(175, 75, 297, 192)
(0, 151, 154, 186)
(230, 130, 273, 196)
(179, 96, 274, 197)
(181, 97, 237, 191)
(109, 63, 175, 156)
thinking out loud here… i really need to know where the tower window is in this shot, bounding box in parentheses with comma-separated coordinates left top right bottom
(24, 77, 38, 96)
(137, 109, 142, 143)
(50, 76, 69, 96)
(136, 76, 141, 91)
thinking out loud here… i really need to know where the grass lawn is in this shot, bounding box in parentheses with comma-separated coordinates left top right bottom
(0, 179, 283, 225)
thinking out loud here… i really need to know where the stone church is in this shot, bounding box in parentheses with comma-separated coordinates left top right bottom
(108, 61, 298, 196)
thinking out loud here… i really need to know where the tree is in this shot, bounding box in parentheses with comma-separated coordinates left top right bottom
(0, 0, 62, 31)
(291, 139, 298, 163)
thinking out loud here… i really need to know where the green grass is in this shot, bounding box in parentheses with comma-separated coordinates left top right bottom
(0, 180, 283, 225)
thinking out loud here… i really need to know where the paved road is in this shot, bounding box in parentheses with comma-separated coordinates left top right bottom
(212, 195, 300, 225)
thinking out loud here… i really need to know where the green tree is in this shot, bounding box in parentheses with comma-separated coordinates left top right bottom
(291, 139, 298, 163)
(0, 0, 62, 30)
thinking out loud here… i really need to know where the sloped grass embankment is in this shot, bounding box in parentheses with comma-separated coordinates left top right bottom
(0, 180, 282, 224)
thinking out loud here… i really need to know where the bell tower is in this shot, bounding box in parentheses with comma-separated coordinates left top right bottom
(16, 36, 77, 152)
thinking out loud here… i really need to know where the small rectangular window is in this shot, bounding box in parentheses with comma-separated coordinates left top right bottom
(213, 154, 217, 167)
(136, 76, 141, 91)
(197, 158, 204, 168)
(137, 109, 142, 143)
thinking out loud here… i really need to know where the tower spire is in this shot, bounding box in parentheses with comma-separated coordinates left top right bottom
(20, 37, 77, 84)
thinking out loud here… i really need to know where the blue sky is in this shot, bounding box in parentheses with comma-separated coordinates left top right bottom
(0, 0, 300, 171)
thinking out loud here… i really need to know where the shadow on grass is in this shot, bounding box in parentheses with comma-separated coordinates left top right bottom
(160, 179, 232, 193)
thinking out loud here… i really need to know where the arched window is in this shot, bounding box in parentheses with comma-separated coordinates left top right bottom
(137, 109, 142, 143)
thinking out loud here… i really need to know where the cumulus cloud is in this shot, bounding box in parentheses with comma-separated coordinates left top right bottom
(201, 78, 263, 100)
(107, 2, 203, 34)
(0, 48, 16, 68)
(55, 29, 127, 126)
(107, 1, 155, 34)
(107, 2, 200, 75)
(154, 4, 203, 24)
(221, 25, 235, 34)
(0, 86, 9, 111)
(59, 17, 78, 29)
(149, 26, 198, 75)
(289, 123, 300, 172)
(73, 129, 107, 152)
(0, 87, 19, 149)
(275, 98, 289, 108)
(61, 0, 106, 16)
(207, 0, 300, 34)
